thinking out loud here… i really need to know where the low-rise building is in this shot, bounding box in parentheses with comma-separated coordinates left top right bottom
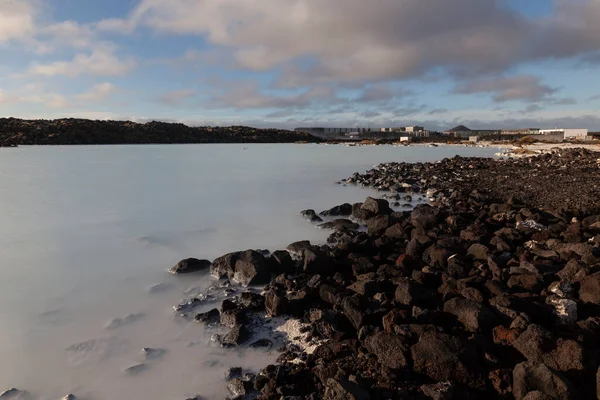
(539, 128, 588, 139)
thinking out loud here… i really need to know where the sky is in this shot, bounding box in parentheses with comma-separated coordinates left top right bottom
(1, 0, 600, 131)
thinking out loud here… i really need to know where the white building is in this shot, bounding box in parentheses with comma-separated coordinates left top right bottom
(539, 128, 588, 138)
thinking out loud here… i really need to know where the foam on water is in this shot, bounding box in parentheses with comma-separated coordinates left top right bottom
(0, 144, 500, 399)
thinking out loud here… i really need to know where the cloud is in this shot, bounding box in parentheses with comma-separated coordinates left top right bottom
(75, 83, 120, 102)
(589, 94, 600, 101)
(355, 84, 412, 103)
(208, 82, 340, 110)
(158, 89, 197, 106)
(100, 0, 600, 86)
(549, 98, 577, 105)
(454, 75, 557, 102)
(27, 45, 136, 77)
(0, 0, 37, 43)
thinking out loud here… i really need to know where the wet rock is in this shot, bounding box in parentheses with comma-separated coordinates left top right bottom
(318, 219, 359, 231)
(579, 272, 600, 305)
(361, 197, 391, 215)
(411, 331, 484, 389)
(420, 382, 454, 400)
(194, 308, 220, 324)
(169, 258, 211, 274)
(105, 313, 145, 330)
(61, 395, 76, 400)
(0, 389, 29, 399)
(269, 250, 296, 273)
(210, 251, 240, 279)
(232, 250, 269, 287)
(366, 215, 394, 236)
(324, 378, 371, 400)
(225, 367, 243, 380)
(222, 324, 249, 347)
(286, 240, 312, 256)
(512, 361, 577, 400)
(239, 292, 265, 310)
(220, 309, 245, 328)
(301, 209, 324, 223)
(443, 297, 498, 332)
(363, 332, 409, 369)
(320, 203, 353, 217)
(228, 378, 250, 396)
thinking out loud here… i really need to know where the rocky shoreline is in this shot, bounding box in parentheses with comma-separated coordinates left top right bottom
(4, 149, 600, 400)
(166, 148, 600, 399)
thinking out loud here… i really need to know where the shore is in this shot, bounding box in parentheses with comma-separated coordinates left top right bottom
(169, 147, 600, 399)
(4, 147, 599, 400)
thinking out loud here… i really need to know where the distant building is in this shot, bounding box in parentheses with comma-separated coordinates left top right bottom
(295, 127, 373, 136)
(380, 126, 424, 133)
(501, 128, 540, 135)
(539, 128, 588, 139)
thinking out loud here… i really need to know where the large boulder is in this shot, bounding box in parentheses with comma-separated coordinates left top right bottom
(232, 250, 269, 286)
(363, 332, 409, 369)
(443, 297, 498, 332)
(210, 251, 240, 279)
(341, 295, 367, 330)
(366, 215, 394, 236)
(410, 331, 485, 389)
(512, 361, 577, 400)
(361, 197, 391, 215)
(169, 258, 211, 274)
(513, 324, 555, 361)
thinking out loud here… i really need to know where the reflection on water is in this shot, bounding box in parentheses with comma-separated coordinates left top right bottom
(0, 144, 500, 399)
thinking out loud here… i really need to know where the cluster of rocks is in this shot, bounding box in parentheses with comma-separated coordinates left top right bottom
(166, 149, 600, 399)
(0, 118, 322, 146)
(346, 148, 600, 215)
(0, 389, 75, 400)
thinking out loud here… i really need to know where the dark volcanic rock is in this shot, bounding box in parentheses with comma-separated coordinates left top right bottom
(194, 308, 220, 324)
(411, 331, 485, 389)
(320, 203, 353, 217)
(301, 209, 323, 223)
(443, 297, 498, 332)
(395, 278, 435, 307)
(363, 332, 409, 369)
(232, 250, 269, 286)
(222, 324, 249, 347)
(512, 361, 577, 400)
(169, 258, 211, 274)
(361, 197, 392, 215)
(579, 272, 600, 305)
(324, 378, 371, 400)
(318, 219, 359, 231)
(411, 205, 441, 230)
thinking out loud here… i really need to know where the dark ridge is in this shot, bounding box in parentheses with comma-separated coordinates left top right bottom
(0, 118, 322, 146)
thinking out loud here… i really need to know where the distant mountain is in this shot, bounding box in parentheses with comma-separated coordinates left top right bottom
(0, 118, 322, 146)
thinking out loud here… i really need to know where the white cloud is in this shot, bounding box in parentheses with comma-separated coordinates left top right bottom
(0, 0, 37, 43)
(28, 45, 136, 77)
(75, 82, 120, 102)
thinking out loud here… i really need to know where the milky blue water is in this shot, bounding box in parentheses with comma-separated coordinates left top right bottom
(0, 143, 500, 399)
